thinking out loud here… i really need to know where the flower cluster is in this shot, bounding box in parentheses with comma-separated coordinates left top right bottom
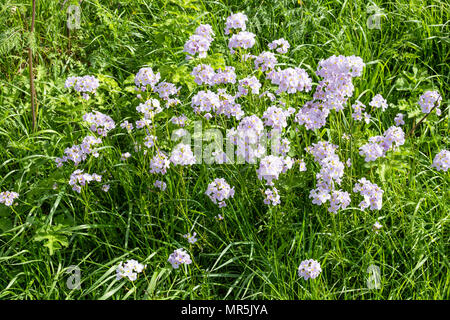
(191, 64, 237, 87)
(154, 180, 167, 191)
(136, 99, 162, 119)
(134, 67, 161, 92)
(307, 141, 350, 213)
(257, 155, 288, 185)
(0, 191, 19, 206)
(254, 51, 277, 72)
(155, 82, 179, 101)
(268, 38, 290, 54)
(431, 149, 449, 172)
(373, 221, 383, 233)
(116, 259, 146, 281)
(353, 178, 383, 211)
(268, 67, 312, 94)
(83, 111, 116, 137)
(171, 115, 188, 127)
(205, 178, 235, 207)
(298, 259, 322, 280)
(65, 75, 99, 100)
(295, 55, 365, 131)
(228, 31, 256, 54)
(264, 187, 280, 206)
(225, 12, 248, 35)
(184, 24, 214, 59)
(168, 248, 192, 269)
(359, 126, 405, 162)
(237, 76, 261, 96)
(418, 90, 442, 115)
(170, 143, 196, 166)
(149, 152, 171, 174)
(69, 169, 102, 193)
(183, 232, 198, 244)
(55, 135, 102, 167)
(351, 101, 370, 123)
(369, 94, 388, 112)
(262, 105, 293, 131)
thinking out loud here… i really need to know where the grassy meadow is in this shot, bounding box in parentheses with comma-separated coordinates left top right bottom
(0, 0, 448, 300)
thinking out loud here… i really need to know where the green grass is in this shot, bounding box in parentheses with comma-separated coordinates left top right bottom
(0, 0, 448, 300)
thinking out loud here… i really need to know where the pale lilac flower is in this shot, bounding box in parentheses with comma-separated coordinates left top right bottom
(257, 155, 285, 185)
(0, 191, 19, 206)
(224, 12, 248, 35)
(254, 51, 277, 72)
(69, 169, 102, 193)
(373, 221, 383, 233)
(171, 115, 188, 127)
(268, 38, 290, 54)
(268, 67, 312, 94)
(102, 184, 110, 192)
(264, 187, 281, 206)
(394, 113, 405, 126)
(298, 259, 322, 280)
(136, 99, 162, 119)
(149, 152, 171, 174)
(154, 180, 167, 191)
(65, 75, 99, 100)
(353, 178, 383, 211)
(116, 259, 146, 281)
(184, 34, 212, 59)
(144, 135, 157, 148)
(120, 152, 131, 161)
(170, 144, 196, 166)
(205, 178, 235, 207)
(228, 31, 256, 53)
(183, 232, 198, 244)
(418, 90, 442, 115)
(155, 82, 179, 100)
(432, 149, 449, 172)
(237, 76, 261, 96)
(369, 94, 388, 112)
(83, 111, 116, 137)
(134, 67, 160, 92)
(168, 248, 192, 269)
(120, 120, 134, 132)
(298, 158, 307, 172)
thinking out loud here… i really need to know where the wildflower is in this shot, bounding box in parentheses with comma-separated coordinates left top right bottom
(83, 111, 116, 137)
(154, 180, 167, 191)
(298, 158, 307, 172)
(268, 67, 312, 94)
(257, 155, 285, 185)
(353, 178, 384, 211)
(264, 187, 281, 206)
(102, 184, 110, 192)
(69, 169, 102, 193)
(432, 149, 449, 172)
(205, 178, 235, 207)
(149, 152, 171, 174)
(134, 67, 160, 92)
(168, 248, 192, 269)
(183, 232, 198, 244)
(144, 135, 157, 148)
(298, 259, 322, 280)
(359, 126, 405, 162)
(254, 51, 277, 72)
(225, 12, 248, 35)
(171, 115, 188, 127)
(65, 75, 99, 100)
(0, 191, 19, 206)
(120, 120, 134, 132)
(418, 90, 442, 115)
(120, 152, 131, 161)
(228, 31, 256, 53)
(268, 38, 290, 54)
(369, 94, 388, 112)
(394, 113, 405, 126)
(237, 76, 261, 96)
(170, 144, 196, 166)
(372, 221, 383, 233)
(155, 81, 179, 100)
(116, 259, 147, 281)
(136, 99, 162, 119)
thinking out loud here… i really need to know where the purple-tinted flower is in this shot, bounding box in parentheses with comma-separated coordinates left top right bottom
(154, 180, 167, 191)
(134, 67, 160, 92)
(170, 144, 196, 166)
(224, 12, 248, 35)
(268, 38, 290, 54)
(264, 187, 281, 206)
(369, 94, 388, 112)
(205, 178, 235, 207)
(183, 232, 198, 244)
(0, 191, 19, 206)
(353, 178, 383, 211)
(168, 248, 192, 269)
(298, 259, 322, 280)
(432, 149, 449, 172)
(418, 90, 442, 115)
(394, 113, 405, 126)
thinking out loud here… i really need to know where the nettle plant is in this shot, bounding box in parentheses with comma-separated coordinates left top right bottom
(4, 12, 447, 282)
